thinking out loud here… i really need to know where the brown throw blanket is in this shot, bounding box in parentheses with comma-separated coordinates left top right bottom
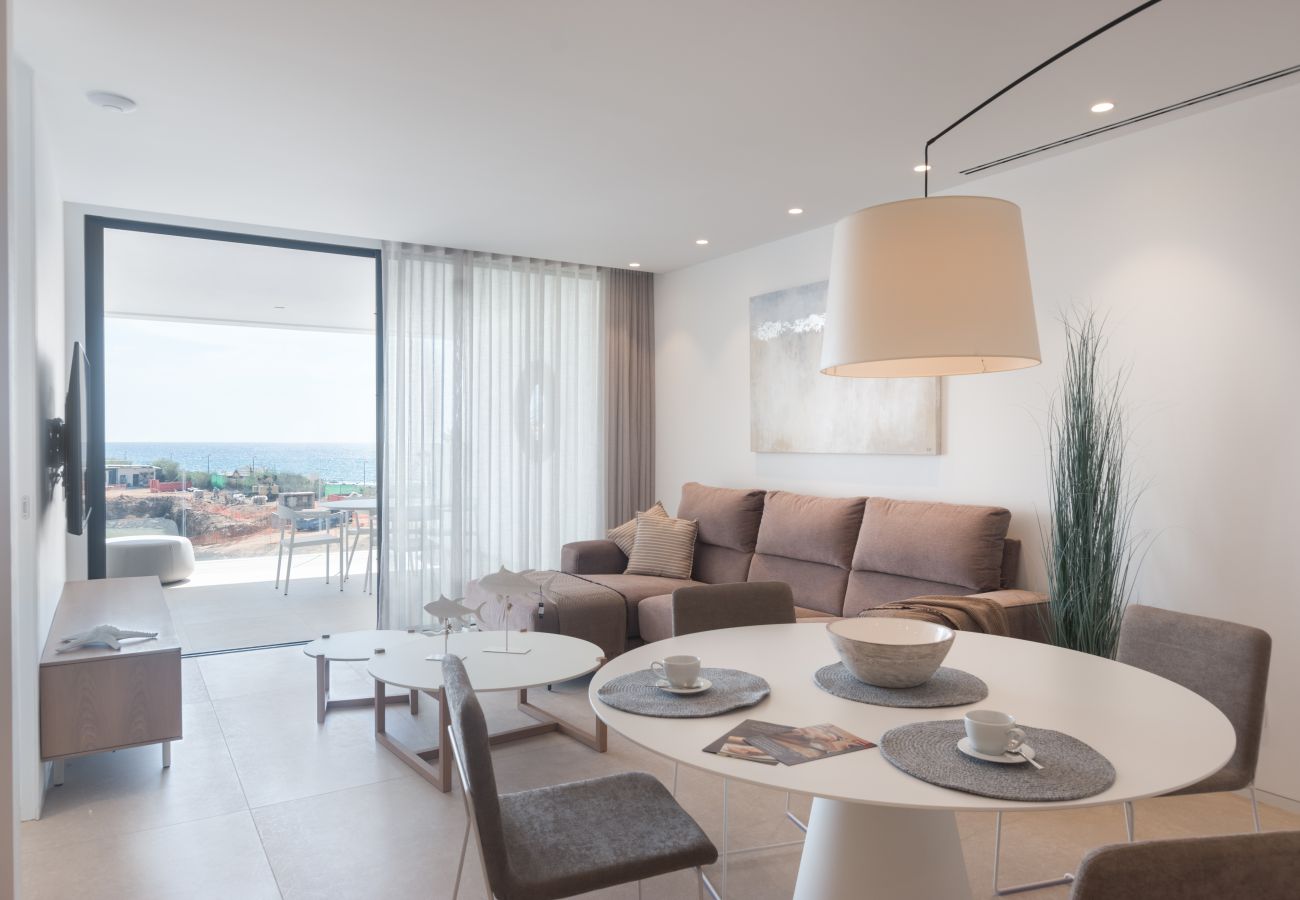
(860, 595, 1010, 636)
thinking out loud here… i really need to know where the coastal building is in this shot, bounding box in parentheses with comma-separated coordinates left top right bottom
(104, 463, 158, 488)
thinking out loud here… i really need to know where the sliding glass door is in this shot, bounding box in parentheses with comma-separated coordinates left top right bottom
(85, 218, 383, 653)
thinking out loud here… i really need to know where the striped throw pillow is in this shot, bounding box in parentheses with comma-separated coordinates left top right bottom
(607, 501, 667, 556)
(626, 514, 698, 580)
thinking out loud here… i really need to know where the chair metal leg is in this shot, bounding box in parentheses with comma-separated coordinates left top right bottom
(784, 791, 807, 832)
(364, 526, 373, 594)
(346, 517, 361, 578)
(274, 533, 284, 588)
(1250, 784, 1262, 833)
(671, 762, 678, 796)
(1124, 801, 1135, 842)
(284, 538, 296, 596)
(637, 880, 642, 899)
(992, 810, 1075, 895)
(697, 867, 705, 900)
(721, 777, 729, 897)
(452, 818, 470, 900)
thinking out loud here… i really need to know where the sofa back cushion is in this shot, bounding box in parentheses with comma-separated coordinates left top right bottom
(749, 491, 866, 615)
(677, 482, 766, 584)
(852, 498, 1010, 592)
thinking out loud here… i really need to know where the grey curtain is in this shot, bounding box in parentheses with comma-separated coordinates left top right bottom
(601, 268, 655, 528)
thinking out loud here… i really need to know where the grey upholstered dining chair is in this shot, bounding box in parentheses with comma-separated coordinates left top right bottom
(441, 656, 717, 900)
(670, 580, 802, 896)
(1069, 831, 1300, 900)
(670, 581, 796, 637)
(1115, 604, 1272, 839)
(993, 603, 1273, 895)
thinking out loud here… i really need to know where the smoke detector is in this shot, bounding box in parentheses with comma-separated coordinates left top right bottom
(86, 91, 137, 113)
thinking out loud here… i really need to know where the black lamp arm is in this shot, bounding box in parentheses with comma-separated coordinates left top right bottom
(922, 0, 1164, 197)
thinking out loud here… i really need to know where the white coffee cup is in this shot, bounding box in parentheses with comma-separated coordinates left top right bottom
(650, 655, 701, 688)
(964, 709, 1026, 756)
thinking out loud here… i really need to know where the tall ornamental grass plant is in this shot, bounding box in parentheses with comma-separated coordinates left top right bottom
(1043, 311, 1143, 659)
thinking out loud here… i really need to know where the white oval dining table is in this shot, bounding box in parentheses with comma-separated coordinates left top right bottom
(588, 623, 1235, 900)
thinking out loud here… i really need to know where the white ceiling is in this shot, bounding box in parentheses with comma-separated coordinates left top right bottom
(17, 1, 1300, 273)
(104, 229, 377, 331)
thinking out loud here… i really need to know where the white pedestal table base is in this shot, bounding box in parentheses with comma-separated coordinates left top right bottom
(792, 797, 972, 900)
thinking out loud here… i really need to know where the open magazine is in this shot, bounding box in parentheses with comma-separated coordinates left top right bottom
(746, 723, 875, 765)
(704, 720, 875, 766)
(702, 719, 792, 765)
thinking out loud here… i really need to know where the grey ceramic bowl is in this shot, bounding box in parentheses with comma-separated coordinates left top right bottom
(826, 618, 955, 688)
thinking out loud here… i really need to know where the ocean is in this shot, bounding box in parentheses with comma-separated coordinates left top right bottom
(105, 442, 377, 484)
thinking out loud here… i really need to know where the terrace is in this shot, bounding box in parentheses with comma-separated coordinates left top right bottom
(105, 481, 376, 652)
(166, 549, 375, 654)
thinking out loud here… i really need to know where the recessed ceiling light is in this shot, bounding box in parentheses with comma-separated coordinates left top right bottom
(787, 208, 804, 215)
(1091, 101, 1115, 113)
(628, 262, 641, 268)
(913, 164, 932, 173)
(695, 239, 709, 245)
(86, 91, 137, 113)
(273, 305, 286, 310)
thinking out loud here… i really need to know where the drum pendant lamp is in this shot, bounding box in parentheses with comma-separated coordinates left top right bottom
(821, 0, 1165, 378)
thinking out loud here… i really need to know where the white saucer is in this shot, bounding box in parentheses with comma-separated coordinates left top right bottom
(957, 737, 1036, 764)
(655, 677, 712, 695)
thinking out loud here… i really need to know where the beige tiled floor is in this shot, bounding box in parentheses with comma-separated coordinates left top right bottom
(21, 644, 1300, 899)
(165, 551, 376, 653)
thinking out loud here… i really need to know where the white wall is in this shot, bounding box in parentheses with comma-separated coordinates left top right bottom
(2, 0, 19, 888)
(655, 84, 1300, 801)
(9, 58, 66, 822)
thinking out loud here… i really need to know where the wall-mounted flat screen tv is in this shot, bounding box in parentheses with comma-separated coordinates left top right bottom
(65, 341, 90, 535)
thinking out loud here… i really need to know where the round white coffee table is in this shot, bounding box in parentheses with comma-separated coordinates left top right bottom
(590, 623, 1235, 900)
(368, 630, 607, 792)
(303, 629, 428, 723)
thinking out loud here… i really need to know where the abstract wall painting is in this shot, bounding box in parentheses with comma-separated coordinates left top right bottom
(749, 281, 940, 454)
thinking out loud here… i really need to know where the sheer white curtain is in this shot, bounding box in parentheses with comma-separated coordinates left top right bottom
(380, 243, 605, 628)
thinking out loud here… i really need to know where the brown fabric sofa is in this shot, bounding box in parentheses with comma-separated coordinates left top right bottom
(559, 482, 1048, 654)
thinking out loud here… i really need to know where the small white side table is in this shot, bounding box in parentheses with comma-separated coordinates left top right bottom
(368, 630, 606, 792)
(303, 629, 428, 723)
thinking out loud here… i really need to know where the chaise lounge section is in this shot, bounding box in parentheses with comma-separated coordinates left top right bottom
(554, 482, 1048, 655)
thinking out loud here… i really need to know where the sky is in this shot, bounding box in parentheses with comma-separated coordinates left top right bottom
(105, 317, 375, 443)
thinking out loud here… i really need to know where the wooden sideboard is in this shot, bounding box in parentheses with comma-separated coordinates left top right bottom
(40, 576, 182, 783)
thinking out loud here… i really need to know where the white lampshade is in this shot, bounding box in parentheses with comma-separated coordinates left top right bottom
(820, 196, 1041, 377)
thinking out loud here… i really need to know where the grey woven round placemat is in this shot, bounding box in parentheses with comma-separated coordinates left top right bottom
(596, 668, 770, 718)
(814, 663, 988, 708)
(880, 720, 1116, 802)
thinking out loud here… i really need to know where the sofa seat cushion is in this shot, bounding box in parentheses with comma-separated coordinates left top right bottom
(640, 591, 1048, 643)
(678, 483, 766, 583)
(853, 498, 1010, 592)
(843, 570, 974, 618)
(794, 606, 839, 624)
(636, 593, 675, 644)
(583, 574, 702, 638)
(967, 589, 1050, 643)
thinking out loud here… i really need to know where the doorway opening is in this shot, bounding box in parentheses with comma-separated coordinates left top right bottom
(85, 218, 382, 654)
